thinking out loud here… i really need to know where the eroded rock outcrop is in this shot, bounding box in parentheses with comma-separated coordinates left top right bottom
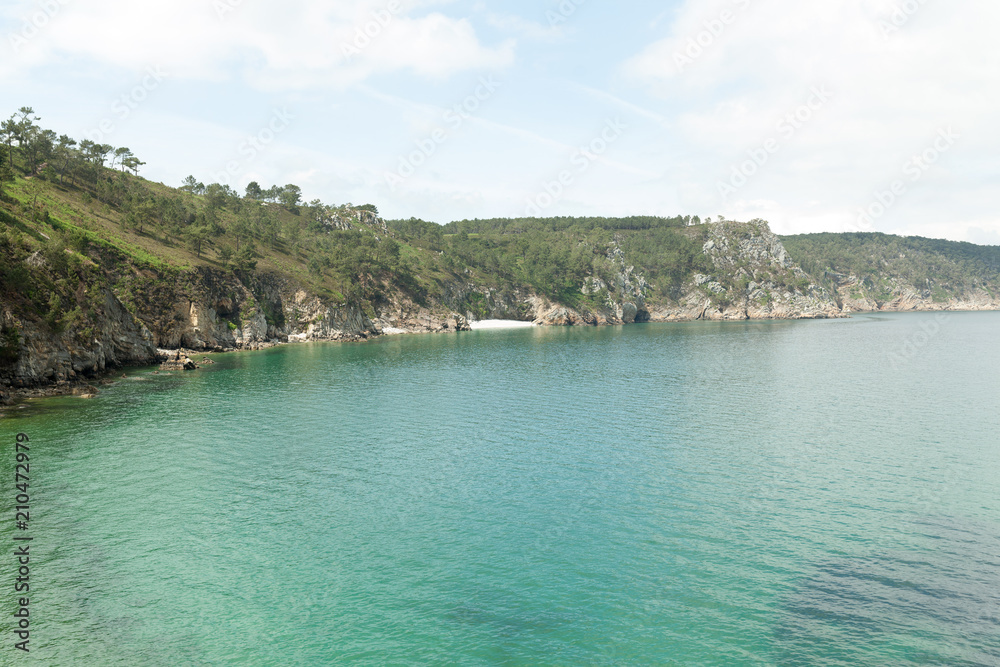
(429, 222, 845, 328)
(1, 266, 462, 403)
(648, 221, 844, 322)
(1, 287, 157, 393)
(830, 274, 1000, 313)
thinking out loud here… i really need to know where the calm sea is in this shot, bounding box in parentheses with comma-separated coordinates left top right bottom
(2, 312, 999, 665)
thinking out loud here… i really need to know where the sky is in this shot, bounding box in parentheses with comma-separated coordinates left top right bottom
(1, 0, 998, 243)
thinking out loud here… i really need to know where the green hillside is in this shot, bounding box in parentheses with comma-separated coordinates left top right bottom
(389, 216, 709, 310)
(2, 104, 999, 381)
(782, 233, 1000, 301)
(0, 108, 446, 337)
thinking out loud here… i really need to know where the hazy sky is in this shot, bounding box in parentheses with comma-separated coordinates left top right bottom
(2, 0, 998, 242)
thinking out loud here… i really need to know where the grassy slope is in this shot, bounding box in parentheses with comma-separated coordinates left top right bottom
(0, 170, 464, 323)
(5, 164, 1000, 332)
(5, 175, 329, 291)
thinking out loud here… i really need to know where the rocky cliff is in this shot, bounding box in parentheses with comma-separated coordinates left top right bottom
(4, 211, 996, 405)
(437, 238, 654, 327)
(648, 221, 843, 321)
(780, 231, 1000, 313)
(1, 288, 157, 394)
(0, 261, 465, 403)
(441, 220, 844, 327)
(126, 267, 383, 351)
(831, 273, 1000, 313)
(5, 115, 997, 406)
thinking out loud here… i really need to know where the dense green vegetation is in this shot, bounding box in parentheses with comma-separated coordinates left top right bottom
(4, 104, 999, 340)
(0, 106, 420, 331)
(782, 233, 1000, 297)
(388, 216, 709, 304)
(441, 215, 698, 234)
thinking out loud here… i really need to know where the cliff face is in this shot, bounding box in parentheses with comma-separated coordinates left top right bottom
(4, 214, 997, 404)
(524, 240, 653, 326)
(126, 268, 381, 351)
(831, 274, 1000, 313)
(0, 270, 353, 398)
(648, 221, 843, 322)
(0, 263, 468, 402)
(1, 288, 157, 392)
(471, 221, 841, 326)
(430, 221, 842, 327)
(779, 231, 1000, 313)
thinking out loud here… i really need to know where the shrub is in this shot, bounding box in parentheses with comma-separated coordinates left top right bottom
(66, 228, 89, 252)
(42, 239, 69, 275)
(931, 286, 951, 303)
(45, 293, 63, 331)
(710, 292, 732, 309)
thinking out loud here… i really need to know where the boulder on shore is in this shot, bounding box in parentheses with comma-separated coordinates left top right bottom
(160, 352, 198, 371)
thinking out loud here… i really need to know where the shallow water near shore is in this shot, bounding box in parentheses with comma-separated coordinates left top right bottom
(2, 312, 999, 665)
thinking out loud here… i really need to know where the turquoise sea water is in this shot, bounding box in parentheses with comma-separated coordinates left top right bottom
(2, 312, 999, 665)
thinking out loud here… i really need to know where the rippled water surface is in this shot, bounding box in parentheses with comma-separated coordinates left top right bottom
(2, 312, 999, 665)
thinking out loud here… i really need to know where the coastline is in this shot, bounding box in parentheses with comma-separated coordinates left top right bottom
(468, 319, 537, 330)
(6, 209, 997, 410)
(5, 306, 999, 411)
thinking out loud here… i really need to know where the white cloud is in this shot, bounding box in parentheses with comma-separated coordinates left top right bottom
(2, 0, 515, 89)
(622, 0, 1000, 241)
(4, 0, 996, 237)
(571, 83, 671, 128)
(965, 226, 1000, 247)
(485, 11, 561, 41)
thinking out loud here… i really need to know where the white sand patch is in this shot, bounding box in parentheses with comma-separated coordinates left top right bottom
(380, 327, 410, 335)
(469, 319, 536, 330)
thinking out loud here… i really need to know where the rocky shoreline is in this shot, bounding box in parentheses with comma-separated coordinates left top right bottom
(8, 302, 1000, 410)
(4, 220, 998, 408)
(0, 312, 473, 407)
